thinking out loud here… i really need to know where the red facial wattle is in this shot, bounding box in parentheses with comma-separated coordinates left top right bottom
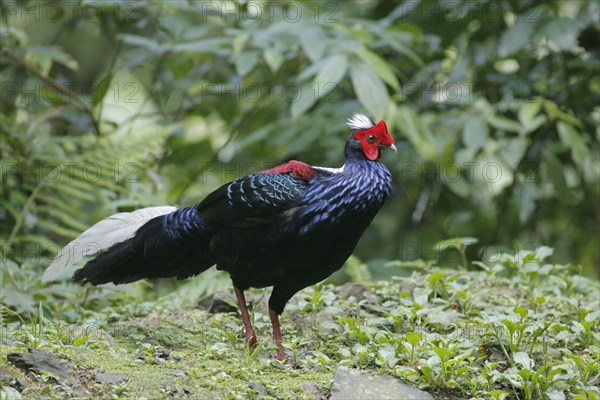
(353, 120, 395, 160)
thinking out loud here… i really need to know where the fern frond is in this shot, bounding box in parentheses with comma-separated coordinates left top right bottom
(345, 255, 373, 283)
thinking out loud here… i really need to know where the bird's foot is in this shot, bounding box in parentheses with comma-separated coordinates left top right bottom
(275, 350, 286, 361)
(245, 332, 258, 349)
(273, 350, 297, 367)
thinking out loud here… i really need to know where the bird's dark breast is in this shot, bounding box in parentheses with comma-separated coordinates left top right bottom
(211, 163, 392, 290)
(210, 214, 373, 290)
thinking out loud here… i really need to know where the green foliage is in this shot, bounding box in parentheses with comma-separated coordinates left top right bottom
(1, 247, 598, 399)
(0, 0, 598, 321)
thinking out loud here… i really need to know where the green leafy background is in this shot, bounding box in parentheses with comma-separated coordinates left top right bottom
(1, 0, 598, 318)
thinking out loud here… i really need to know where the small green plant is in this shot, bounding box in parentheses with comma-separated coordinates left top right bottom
(400, 331, 423, 365)
(434, 237, 479, 270)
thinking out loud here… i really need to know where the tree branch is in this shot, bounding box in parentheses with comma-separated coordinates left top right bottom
(1, 46, 101, 136)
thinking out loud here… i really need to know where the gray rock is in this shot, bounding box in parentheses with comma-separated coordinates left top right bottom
(339, 283, 365, 299)
(152, 347, 171, 359)
(198, 292, 238, 314)
(249, 380, 268, 398)
(95, 373, 128, 384)
(329, 366, 435, 400)
(0, 365, 16, 385)
(301, 380, 322, 397)
(71, 326, 116, 347)
(6, 349, 70, 381)
(0, 364, 26, 392)
(0, 386, 21, 399)
(167, 369, 187, 378)
(339, 283, 381, 309)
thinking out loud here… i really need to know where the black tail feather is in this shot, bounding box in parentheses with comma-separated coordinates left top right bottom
(73, 212, 214, 285)
(73, 239, 139, 284)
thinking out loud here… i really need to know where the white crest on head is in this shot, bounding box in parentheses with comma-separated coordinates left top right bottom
(347, 113, 375, 131)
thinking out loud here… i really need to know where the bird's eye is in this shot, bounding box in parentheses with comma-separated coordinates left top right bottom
(367, 135, 377, 144)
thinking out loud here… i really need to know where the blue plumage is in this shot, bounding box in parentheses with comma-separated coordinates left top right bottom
(163, 206, 214, 241)
(71, 114, 396, 359)
(205, 141, 393, 316)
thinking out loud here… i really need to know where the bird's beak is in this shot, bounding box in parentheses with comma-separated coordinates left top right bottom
(380, 143, 397, 153)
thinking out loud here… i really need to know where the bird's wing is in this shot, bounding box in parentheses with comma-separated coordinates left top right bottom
(195, 161, 317, 226)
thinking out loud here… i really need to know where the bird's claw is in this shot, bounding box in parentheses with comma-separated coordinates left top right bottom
(245, 333, 258, 349)
(273, 350, 297, 367)
(275, 351, 286, 361)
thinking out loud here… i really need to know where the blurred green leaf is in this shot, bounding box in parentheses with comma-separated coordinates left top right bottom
(395, 107, 436, 159)
(405, 331, 422, 347)
(498, 19, 536, 57)
(513, 351, 534, 370)
(426, 272, 447, 285)
(91, 75, 113, 107)
(499, 137, 528, 166)
(290, 83, 317, 118)
(315, 54, 349, 97)
(540, 17, 581, 50)
(557, 122, 591, 172)
(434, 237, 478, 251)
(263, 48, 284, 72)
(462, 116, 489, 151)
(350, 61, 389, 118)
(171, 38, 230, 54)
(367, 24, 424, 67)
(518, 101, 542, 127)
(25, 46, 79, 73)
(354, 48, 399, 91)
(487, 115, 522, 133)
(235, 51, 260, 77)
(542, 151, 569, 199)
(299, 27, 326, 62)
(515, 183, 538, 223)
(120, 34, 162, 51)
(534, 246, 554, 262)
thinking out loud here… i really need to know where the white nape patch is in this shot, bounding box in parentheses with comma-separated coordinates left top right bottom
(347, 113, 375, 131)
(314, 164, 345, 174)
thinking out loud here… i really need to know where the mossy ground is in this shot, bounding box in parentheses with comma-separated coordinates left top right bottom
(1, 304, 334, 399)
(1, 258, 599, 399)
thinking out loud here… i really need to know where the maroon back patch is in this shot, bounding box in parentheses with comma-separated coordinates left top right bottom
(261, 160, 317, 180)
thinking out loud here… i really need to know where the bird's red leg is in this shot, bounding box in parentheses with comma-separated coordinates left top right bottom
(269, 307, 285, 361)
(234, 287, 257, 348)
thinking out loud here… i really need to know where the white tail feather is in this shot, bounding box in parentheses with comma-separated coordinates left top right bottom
(42, 206, 177, 282)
